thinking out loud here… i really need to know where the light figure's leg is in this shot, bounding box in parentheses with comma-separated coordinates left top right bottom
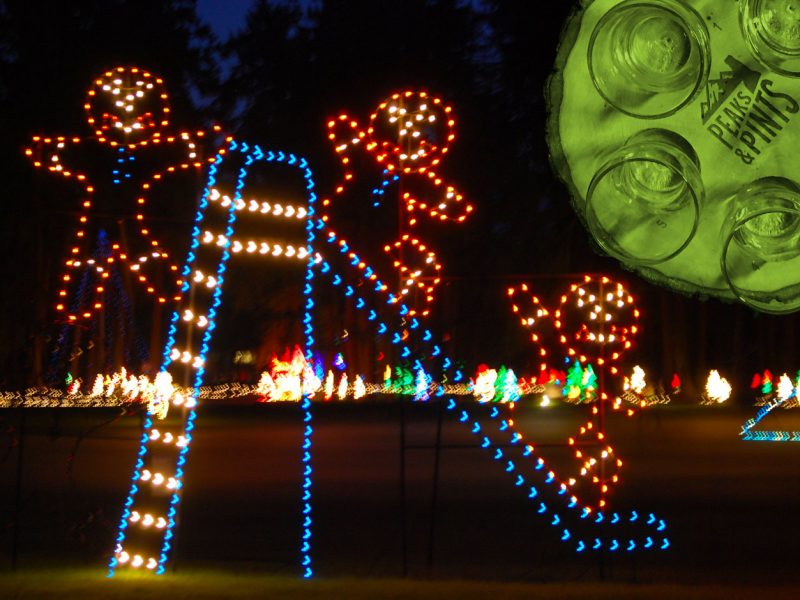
(108, 140, 318, 576)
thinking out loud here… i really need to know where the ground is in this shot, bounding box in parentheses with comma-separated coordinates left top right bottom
(1, 400, 799, 597)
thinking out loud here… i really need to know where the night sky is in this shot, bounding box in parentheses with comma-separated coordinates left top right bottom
(196, 0, 253, 38)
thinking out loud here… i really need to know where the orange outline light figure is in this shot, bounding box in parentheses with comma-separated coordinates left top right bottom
(322, 90, 472, 317)
(24, 66, 229, 375)
(507, 275, 640, 510)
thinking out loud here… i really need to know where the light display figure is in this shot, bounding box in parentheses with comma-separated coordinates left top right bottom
(322, 90, 472, 319)
(25, 66, 226, 381)
(508, 275, 641, 509)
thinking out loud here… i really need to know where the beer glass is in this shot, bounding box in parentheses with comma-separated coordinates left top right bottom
(588, 0, 711, 118)
(740, 0, 800, 77)
(585, 129, 703, 265)
(721, 177, 800, 313)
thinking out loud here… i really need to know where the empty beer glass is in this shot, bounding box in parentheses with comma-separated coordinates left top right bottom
(740, 0, 800, 77)
(585, 129, 703, 265)
(588, 0, 710, 118)
(721, 177, 800, 313)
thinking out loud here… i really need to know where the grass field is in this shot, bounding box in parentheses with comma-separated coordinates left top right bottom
(3, 404, 800, 597)
(1, 569, 797, 599)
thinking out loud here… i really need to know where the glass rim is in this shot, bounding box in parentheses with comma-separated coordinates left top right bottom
(586, 153, 701, 265)
(740, 0, 800, 76)
(742, 0, 800, 54)
(587, 0, 711, 119)
(721, 204, 800, 314)
(750, 22, 800, 56)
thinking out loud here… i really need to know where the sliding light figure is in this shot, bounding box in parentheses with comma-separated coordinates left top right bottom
(322, 90, 473, 318)
(508, 276, 642, 510)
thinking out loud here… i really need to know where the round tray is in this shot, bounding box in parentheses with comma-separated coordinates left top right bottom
(547, 0, 800, 303)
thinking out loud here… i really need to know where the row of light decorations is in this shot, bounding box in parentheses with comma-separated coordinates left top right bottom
(35, 359, 736, 407)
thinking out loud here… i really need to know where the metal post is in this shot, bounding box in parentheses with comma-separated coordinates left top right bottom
(399, 395, 408, 577)
(426, 396, 444, 574)
(11, 408, 26, 571)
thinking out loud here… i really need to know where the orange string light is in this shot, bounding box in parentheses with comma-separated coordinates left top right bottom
(25, 66, 231, 325)
(322, 90, 472, 316)
(506, 275, 641, 509)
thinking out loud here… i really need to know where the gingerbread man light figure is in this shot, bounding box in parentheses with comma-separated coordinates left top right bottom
(322, 90, 473, 318)
(25, 66, 228, 381)
(508, 275, 640, 510)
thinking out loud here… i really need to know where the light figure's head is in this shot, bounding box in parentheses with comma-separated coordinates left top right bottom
(85, 66, 170, 147)
(368, 90, 455, 172)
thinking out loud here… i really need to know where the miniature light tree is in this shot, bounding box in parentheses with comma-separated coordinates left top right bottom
(414, 367, 431, 402)
(671, 373, 681, 394)
(630, 365, 647, 394)
(564, 360, 584, 400)
(354, 375, 366, 400)
(383, 364, 392, 390)
(302, 361, 322, 397)
(337, 373, 349, 400)
(705, 370, 732, 404)
(473, 367, 498, 403)
(777, 374, 795, 402)
(582, 364, 598, 401)
(395, 366, 415, 395)
(501, 368, 520, 403)
(762, 370, 774, 395)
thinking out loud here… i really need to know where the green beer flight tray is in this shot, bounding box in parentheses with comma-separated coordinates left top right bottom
(547, 0, 800, 302)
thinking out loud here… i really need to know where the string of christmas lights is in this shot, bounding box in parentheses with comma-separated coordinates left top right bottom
(0, 379, 679, 408)
(25, 66, 228, 382)
(315, 230, 669, 552)
(108, 139, 318, 577)
(321, 90, 472, 317)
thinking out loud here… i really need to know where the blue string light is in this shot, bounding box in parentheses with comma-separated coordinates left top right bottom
(370, 168, 400, 207)
(741, 387, 800, 441)
(315, 227, 670, 554)
(299, 150, 317, 579)
(109, 142, 670, 577)
(109, 140, 318, 577)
